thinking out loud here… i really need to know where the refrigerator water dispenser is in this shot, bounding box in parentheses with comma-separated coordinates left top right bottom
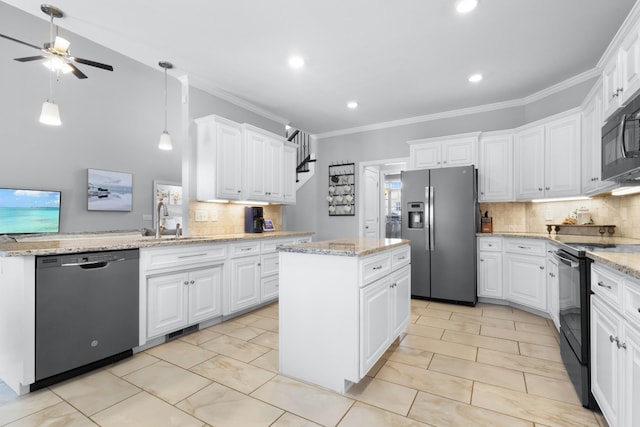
(407, 202, 424, 229)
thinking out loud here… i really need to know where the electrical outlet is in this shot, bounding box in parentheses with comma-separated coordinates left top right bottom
(209, 210, 218, 221)
(142, 214, 152, 221)
(195, 210, 208, 222)
(545, 209, 553, 221)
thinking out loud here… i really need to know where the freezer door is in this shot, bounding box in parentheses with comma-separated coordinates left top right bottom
(429, 166, 477, 303)
(401, 170, 430, 298)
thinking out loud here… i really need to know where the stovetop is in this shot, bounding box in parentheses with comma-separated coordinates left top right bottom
(560, 242, 640, 257)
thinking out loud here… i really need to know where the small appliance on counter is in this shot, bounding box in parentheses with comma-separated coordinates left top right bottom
(481, 211, 493, 233)
(244, 206, 264, 233)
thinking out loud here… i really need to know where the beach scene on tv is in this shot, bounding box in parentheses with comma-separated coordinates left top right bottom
(88, 169, 133, 211)
(0, 189, 61, 234)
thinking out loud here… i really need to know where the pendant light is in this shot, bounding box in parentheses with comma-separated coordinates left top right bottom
(158, 61, 173, 150)
(39, 5, 62, 126)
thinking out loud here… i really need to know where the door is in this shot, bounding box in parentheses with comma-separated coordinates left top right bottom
(624, 324, 640, 427)
(504, 254, 546, 310)
(147, 272, 189, 339)
(360, 277, 391, 377)
(515, 126, 545, 200)
(363, 166, 379, 238)
(188, 266, 222, 324)
(229, 256, 261, 313)
(478, 251, 502, 298)
(216, 121, 243, 199)
(429, 166, 477, 303)
(401, 169, 429, 298)
(545, 115, 580, 198)
(391, 266, 411, 337)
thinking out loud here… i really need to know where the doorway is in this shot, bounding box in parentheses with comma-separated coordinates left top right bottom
(358, 158, 408, 238)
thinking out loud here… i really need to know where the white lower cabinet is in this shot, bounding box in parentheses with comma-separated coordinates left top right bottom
(546, 253, 560, 330)
(228, 255, 261, 314)
(503, 245, 547, 312)
(591, 263, 640, 427)
(477, 237, 503, 299)
(147, 265, 223, 339)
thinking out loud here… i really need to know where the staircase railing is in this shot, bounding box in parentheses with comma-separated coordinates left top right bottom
(287, 128, 316, 182)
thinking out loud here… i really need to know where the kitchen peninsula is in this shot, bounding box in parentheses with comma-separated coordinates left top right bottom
(278, 238, 411, 393)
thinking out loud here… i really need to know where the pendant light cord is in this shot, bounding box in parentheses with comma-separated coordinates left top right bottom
(163, 66, 168, 132)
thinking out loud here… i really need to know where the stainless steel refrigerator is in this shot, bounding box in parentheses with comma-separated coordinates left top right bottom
(401, 166, 477, 304)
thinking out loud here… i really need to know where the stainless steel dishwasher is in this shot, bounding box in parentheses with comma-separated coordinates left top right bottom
(34, 249, 139, 389)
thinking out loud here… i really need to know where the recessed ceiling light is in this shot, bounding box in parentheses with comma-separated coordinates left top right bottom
(347, 101, 359, 109)
(468, 73, 483, 83)
(456, 0, 478, 14)
(288, 56, 304, 69)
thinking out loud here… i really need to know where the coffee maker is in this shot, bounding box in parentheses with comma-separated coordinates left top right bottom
(244, 206, 264, 233)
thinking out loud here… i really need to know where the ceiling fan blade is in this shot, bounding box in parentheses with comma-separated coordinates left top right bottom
(14, 55, 47, 62)
(70, 57, 114, 72)
(0, 33, 42, 50)
(67, 63, 88, 79)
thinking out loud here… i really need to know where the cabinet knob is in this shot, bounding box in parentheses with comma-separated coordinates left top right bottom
(480, 259, 484, 262)
(443, 161, 447, 164)
(539, 266, 544, 270)
(545, 187, 550, 191)
(237, 190, 241, 193)
(538, 188, 543, 191)
(480, 191, 484, 195)
(190, 280, 195, 284)
(184, 281, 189, 286)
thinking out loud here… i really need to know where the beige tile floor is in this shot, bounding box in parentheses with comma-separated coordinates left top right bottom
(0, 299, 610, 427)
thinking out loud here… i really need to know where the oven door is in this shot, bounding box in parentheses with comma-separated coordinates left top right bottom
(554, 250, 588, 363)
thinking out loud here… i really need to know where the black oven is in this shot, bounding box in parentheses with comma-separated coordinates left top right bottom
(602, 95, 640, 182)
(553, 247, 596, 408)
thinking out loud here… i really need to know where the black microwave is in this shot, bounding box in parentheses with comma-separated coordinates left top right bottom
(602, 96, 640, 182)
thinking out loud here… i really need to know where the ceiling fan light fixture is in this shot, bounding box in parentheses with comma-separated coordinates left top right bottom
(158, 61, 173, 151)
(468, 73, 483, 83)
(39, 100, 61, 126)
(52, 36, 70, 54)
(42, 57, 72, 73)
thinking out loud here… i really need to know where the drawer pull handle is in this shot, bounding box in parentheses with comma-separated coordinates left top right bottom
(241, 247, 254, 252)
(597, 281, 612, 290)
(373, 265, 383, 270)
(178, 253, 207, 259)
(397, 256, 406, 260)
(518, 245, 531, 250)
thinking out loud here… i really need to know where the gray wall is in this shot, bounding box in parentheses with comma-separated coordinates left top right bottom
(287, 76, 598, 241)
(0, 2, 283, 234)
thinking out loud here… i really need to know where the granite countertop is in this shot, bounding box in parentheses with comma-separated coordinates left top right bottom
(278, 237, 409, 257)
(0, 231, 314, 257)
(479, 232, 640, 280)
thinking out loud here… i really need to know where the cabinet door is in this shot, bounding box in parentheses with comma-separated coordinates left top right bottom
(391, 266, 411, 337)
(623, 324, 640, 427)
(261, 274, 279, 302)
(546, 257, 559, 330)
(478, 251, 503, 299)
(147, 272, 188, 338)
(479, 135, 513, 201)
(603, 54, 621, 119)
(411, 143, 441, 169)
(245, 130, 268, 201)
(619, 28, 640, 107)
(582, 94, 599, 193)
(229, 256, 261, 314)
(265, 138, 283, 201)
(282, 143, 297, 204)
(360, 277, 391, 377)
(188, 266, 223, 324)
(442, 139, 475, 167)
(514, 126, 545, 200)
(591, 296, 622, 427)
(504, 253, 546, 310)
(545, 115, 581, 198)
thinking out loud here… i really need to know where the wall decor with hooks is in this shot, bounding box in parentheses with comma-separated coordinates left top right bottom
(328, 162, 355, 216)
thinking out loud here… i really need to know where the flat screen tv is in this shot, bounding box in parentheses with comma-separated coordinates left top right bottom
(0, 188, 61, 234)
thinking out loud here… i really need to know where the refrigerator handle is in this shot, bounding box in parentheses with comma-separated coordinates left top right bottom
(429, 186, 434, 251)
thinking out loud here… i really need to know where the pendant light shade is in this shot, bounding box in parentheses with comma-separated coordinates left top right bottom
(39, 100, 61, 126)
(158, 61, 173, 150)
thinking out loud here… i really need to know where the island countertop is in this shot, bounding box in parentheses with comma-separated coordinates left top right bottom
(278, 237, 409, 257)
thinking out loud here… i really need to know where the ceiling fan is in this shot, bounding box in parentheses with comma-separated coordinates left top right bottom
(0, 4, 113, 79)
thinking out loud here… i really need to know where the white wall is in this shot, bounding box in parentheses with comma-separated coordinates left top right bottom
(0, 2, 284, 234)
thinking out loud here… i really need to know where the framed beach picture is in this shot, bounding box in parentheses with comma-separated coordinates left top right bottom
(87, 168, 133, 211)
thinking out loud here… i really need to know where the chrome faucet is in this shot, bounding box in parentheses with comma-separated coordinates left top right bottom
(156, 199, 168, 238)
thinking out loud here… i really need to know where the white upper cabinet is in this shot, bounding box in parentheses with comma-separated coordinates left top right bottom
(244, 125, 286, 203)
(603, 24, 640, 119)
(282, 143, 297, 204)
(582, 84, 616, 195)
(196, 115, 244, 201)
(478, 133, 513, 202)
(408, 133, 478, 170)
(515, 113, 581, 200)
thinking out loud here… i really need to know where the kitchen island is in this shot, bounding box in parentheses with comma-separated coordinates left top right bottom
(278, 238, 411, 393)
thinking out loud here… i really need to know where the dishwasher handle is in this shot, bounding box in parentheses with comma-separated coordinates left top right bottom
(61, 257, 126, 269)
(552, 251, 579, 268)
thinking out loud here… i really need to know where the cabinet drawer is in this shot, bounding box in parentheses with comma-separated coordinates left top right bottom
(591, 264, 622, 306)
(142, 244, 226, 272)
(261, 275, 279, 301)
(360, 252, 392, 286)
(504, 239, 546, 256)
(229, 241, 261, 258)
(261, 252, 280, 277)
(261, 238, 296, 253)
(392, 245, 411, 269)
(478, 237, 502, 252)
(623, 281, 640, 328)
(295, 236, 313, 244)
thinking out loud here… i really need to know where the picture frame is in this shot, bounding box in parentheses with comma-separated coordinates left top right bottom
(263, 218, 275, 231)
(87, 168, 133, 211)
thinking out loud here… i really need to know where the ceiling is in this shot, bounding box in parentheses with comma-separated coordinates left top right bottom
(1, 1, 637, 136)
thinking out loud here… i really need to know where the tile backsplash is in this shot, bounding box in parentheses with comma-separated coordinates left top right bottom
(188, 201, 282, 236)
(480, 193, 640, 239)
